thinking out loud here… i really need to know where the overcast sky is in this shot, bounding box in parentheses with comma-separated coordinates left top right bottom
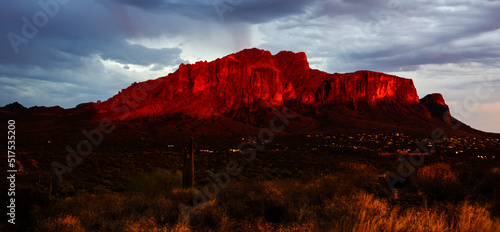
(1, 0, 499, 133)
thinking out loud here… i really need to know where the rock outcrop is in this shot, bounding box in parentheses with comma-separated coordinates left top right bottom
(3, 49, 495, 136)
(420, 93, 450, 122)
(95, 48, 421, 121)
(1, 102, 28, 113)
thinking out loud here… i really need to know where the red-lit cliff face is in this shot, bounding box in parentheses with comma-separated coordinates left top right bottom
(95, 48, 421, 121)
(420, 93, 448, 108)
(3, 48, 496, 136)
(420, 93, 451, 122)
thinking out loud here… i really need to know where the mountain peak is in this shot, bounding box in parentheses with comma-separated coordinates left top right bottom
(274, 50, 310, 71)
(421, 93, 448, 108)
(97, 49, 422, 123)
(1, 102, 28, 113)
(420, 93, 450, 122)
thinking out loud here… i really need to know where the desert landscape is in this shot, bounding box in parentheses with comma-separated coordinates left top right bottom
(2, 1, 500, 231)
(1, 48, 500, 231)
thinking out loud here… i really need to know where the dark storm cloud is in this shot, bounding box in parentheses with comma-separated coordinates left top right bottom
(114, 0, 324, 23)
(215, 0, 323, 23)
(1, 0, 500, 113)
(0, 0, 189, 108)
(0, 0, 322, 90)
(322, 0, 500, 72)
(316, 0, 392, 21)
(0, 1, 185, 69)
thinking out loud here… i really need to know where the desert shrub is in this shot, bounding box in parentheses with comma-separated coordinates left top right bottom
(321, 192, 500, 232)
(217, 181, 273, 220)
(36, 215, 85, 232)
(218, 179, 316, 224)
(412, 163, 463, 202)
(127, 168, 182, 194)
(146, 195, 179, 225)
(56, 183, 76, 197)
(189, 200, 232, 232)
(458, 166, 500, 218)
(461, 166, 500, 200)
(37, 193, 126, 231)
(8, 185, 54, 232)
(32, 172, 500, 231)
(35, 191, 192, 232)
(335, 162, 391, 199)
(455, 202, 500, 232)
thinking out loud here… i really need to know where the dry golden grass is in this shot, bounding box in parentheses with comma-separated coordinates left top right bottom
(316, 191, 499, 232)
(416, 163, 459, 183)
(37, 215, 85, 232)
(33, 164, 500, 232)
(412, 163, 463, 202)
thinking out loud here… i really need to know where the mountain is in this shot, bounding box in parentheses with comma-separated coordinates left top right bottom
(1, 48, 496, 137)
(95, 49, 420, 121)
(1, 102, 28, 113)
(420, 93, 450, 122)
(83, 48, 487, 136)
(0, 103, 64, 116)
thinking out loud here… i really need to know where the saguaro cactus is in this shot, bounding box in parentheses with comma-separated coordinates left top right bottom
(182, 148, 188, 188)
(182, 137, 196, 188)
